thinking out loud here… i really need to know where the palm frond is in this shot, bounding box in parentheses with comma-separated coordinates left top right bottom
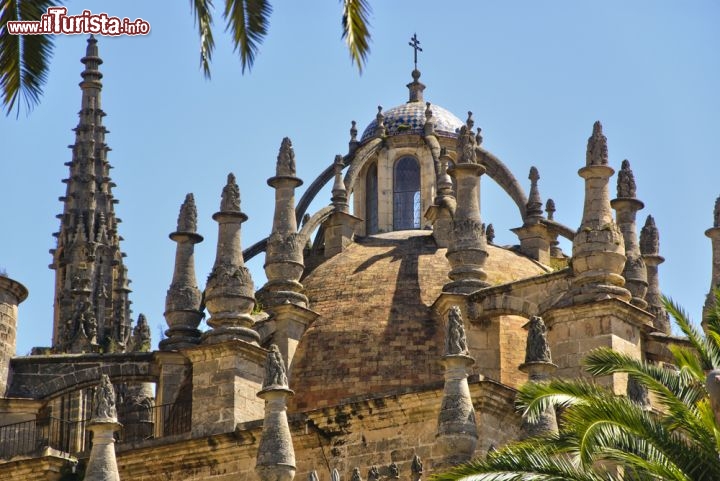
(0, 0, 55, 116)
(516, 378, 611, 423)
(664, 294, 720, 369)
(341, 0, 371, 72)
(224, 0, 271, 73)
(189, 0, 215, 78)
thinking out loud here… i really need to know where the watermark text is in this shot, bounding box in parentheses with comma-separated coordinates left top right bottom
(5, 7, 150, 36)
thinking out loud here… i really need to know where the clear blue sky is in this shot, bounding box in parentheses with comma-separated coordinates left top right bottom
(2, 1, 719, 355)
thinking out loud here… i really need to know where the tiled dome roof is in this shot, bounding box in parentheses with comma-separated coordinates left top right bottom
(289, 230, 548, 411)
(360, 102, 464, 142)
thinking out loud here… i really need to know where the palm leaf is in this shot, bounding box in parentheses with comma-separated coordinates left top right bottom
(664, 295, 720, 369)
(189, 0, 215, 78)
(341, 0, 371, 72)
(224, 0, 271, 73)
(0, 0, 55, 116)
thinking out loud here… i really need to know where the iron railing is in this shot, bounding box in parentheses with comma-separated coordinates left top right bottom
(0, 401, 191, 460)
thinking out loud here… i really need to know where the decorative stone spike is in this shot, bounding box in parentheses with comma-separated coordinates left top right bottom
(639, 215, 669, 333)
(411, 455, 423, 481)
(436, 306, 478, 466)
(704, 196, 720, 324)
(545, 199, 556, 221)
(567, 121, 630, 305)
(375, 106, 386, 137)
(525, 166, 544, 222)
(263, 138, 308, 308)
(256, 345, 295, 481)
(611, 160, 648, 309)
(519, 316, 558, 438)
(84, 374, 121, 481)
(444, 113, 489, 294)
(162, 194, 204, 349)
(204, 174, 259, 344)
(475, 128, 483, 146)
(129, 313, 151, 352)
(351, 467, 362, 481)
(331, 155, 349, 213)
(545, 199, 563, 258)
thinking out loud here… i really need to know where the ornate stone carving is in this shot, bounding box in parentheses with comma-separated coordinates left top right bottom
(263, 344, 289, 389)
(640, 215, 660, 256)
(375, 106, 386, 137)
(351, 467, 362, 481)
(586, 120, 608, 166)
(452, 219, 484, 243)
(267, 232, 302, 263)
(617, 159, 637, 198)
(91, 374, 117, 423)
(276, 137, 297, 177)
(445, 306, 469, 356)
(485, 223, 495, 244)
(206, 263, 254, 294)
(526, 166, 543, 220)
(177, 193, 198, 232)
(368, 466, 379, 481)
(456, 112, 478, 164)
(165, 284, 203, 312)
(524, 316, 552, 364)
(220, 173, 241, 212)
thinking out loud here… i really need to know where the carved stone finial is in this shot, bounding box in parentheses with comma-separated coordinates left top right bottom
(91, 374, 117, 423)
(309, 471, 319, 481)
(332, 468, 340, 481)
(586, 121, 609, 166)
(526, 166, 544, 220)
(617, 159, 637, 198)
(475, 127, 483, 146)
(276, 137, 297, 177)
(411, 455, 423, 475)
(375, 106, 386, 137)
(486, 223, 495, 244)
(368, 466, 379, 481)
(545, 198, 556, 221)
(388, 462, 399, 479)
(445, 306, 469, 356)
(262, 344, 289, 390)
(177, 193, 198, 232)
(425, 102, 432, 121)
(351, 467, 362, 481)
(640, 215, 659, 256)
(331, 154, 348, 211)
(715, 196, 720, 228)
(524, 316, 552, 364)
(220, 173, 241, 212)
(350, 120, 358, 142)
(130, 313, 151, 352)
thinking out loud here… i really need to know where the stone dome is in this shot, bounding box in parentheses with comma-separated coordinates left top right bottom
(289, 230, 548, 411)
(360, 101, 464, 143)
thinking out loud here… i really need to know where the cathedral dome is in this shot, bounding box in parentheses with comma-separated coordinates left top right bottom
(360, 101, 464, 143)
(289, 230, 548, 411)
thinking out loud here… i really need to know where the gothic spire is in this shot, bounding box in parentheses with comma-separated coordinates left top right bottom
(50, 36, 132, 353)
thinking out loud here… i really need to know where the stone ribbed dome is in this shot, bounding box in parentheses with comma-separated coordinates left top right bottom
(289, 230, 548, 411)
(360, 102, 464, 142)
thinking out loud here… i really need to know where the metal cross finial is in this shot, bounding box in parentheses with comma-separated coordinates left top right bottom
(409, 33, 422, 70)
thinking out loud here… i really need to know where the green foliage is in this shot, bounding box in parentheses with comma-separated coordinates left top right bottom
(433, 290, 720, 481)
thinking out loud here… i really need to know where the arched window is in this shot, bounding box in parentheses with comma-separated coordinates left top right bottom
(365, 162, 379, 234)
(393, 156, 421, 230)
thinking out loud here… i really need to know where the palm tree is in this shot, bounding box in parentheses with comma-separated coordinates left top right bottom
(0, 0, 371, 115)
(433, 291, 720, 481)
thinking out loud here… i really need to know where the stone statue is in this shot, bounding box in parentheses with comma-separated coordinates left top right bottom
(91, 374, 117, 422)
(177, 193, 198, 232)
(456, 112, 478, 164)
(388, 462, 399, 479)
(524, 316, 552, 364)
(220, 173, 241, 212)
(617, 159, 637, 198)
(351, 467, 362, 481)
(586, 121, 608, 166)
(350, 120, 358, 142)
(263, 344, 288, 389)
(445, 306, 469, 356)
(411, 454, 423, 475)
(368, 466, 379, 481)
(276, 137, 297, 177)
